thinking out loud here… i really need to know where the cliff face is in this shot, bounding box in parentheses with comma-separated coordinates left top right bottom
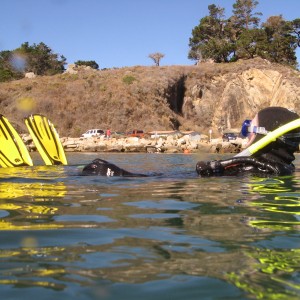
(0, 58, 299, 137)
(182, 58, 300, 134)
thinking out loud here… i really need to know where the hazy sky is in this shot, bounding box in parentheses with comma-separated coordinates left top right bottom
(1, 0, 300, 68)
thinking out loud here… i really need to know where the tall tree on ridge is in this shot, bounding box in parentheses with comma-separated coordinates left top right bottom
(188, 4, 233, 63)
(231, 0, 261, 31)
(262, 15, 298, 66)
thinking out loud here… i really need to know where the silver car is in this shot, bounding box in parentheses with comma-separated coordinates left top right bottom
(81, 129, 104, 138)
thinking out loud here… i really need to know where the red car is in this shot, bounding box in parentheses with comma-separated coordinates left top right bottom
(127, 130, 145, 138)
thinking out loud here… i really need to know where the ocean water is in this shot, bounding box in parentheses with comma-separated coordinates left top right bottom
(0, 152, 300, 300)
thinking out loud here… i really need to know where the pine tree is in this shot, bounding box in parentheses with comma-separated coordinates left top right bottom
(188, 4, 233, 63)
(262, 16, 298, 66)
(231, 0, 261, 30)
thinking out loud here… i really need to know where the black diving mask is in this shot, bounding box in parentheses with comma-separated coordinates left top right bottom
(241, 119, 268, 137)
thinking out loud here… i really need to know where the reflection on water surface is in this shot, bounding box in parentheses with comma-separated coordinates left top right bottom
(0, 152, 300, 299)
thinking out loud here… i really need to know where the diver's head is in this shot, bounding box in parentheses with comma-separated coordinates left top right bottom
(241, 107, 300, 163)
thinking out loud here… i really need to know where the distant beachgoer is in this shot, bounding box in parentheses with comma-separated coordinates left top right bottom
(106, 129, 111, 139)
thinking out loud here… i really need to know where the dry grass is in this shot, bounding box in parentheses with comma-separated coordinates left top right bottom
(0, 58, 298, 137)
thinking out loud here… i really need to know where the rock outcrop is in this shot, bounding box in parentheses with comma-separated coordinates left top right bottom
(182, 58, 300, 135)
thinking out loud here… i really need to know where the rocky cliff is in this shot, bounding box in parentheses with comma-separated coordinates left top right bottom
(0, 57, 299, 138)
(183, 58, 300, 135)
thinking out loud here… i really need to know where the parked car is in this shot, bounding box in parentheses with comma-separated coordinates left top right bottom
(222, 132, 238, 142)
(126, 130, 144, 138)
(112, 131, 125, 137)
(81, 129, 104, 138)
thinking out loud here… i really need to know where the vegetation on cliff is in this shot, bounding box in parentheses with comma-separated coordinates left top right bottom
(0, 42, 66, 81)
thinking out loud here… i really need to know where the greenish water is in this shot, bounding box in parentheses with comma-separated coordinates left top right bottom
(1, 152, 300, 299)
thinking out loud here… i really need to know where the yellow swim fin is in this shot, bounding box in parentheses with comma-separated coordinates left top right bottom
(0, 115, 33, 167)
(25, 114, 68, 165)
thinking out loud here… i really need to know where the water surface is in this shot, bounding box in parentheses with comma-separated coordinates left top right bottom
(0, 152, 300, 299)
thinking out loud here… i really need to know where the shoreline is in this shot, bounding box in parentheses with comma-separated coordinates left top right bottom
(24, 134, 245, 154)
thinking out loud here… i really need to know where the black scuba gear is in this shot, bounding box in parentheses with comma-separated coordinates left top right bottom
(251, 107, 300, 165)
(196, 156, 295, 177)
(196, 107, 300, 177)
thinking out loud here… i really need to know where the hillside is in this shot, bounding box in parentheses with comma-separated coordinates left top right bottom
(0, 58, 300, 138)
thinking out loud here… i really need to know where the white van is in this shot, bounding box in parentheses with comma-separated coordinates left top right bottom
(81, 129, 104, 138)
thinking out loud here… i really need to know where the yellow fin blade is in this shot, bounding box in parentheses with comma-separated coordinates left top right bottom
(25, 115, 67, 165)
(0, 115, 33, 167)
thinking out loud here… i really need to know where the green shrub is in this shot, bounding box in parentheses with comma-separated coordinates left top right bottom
(122, 75, 136, 85)
(0, 68, 21, 82)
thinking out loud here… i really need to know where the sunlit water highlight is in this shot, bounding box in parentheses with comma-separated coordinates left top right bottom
(1, 152, 300, 299)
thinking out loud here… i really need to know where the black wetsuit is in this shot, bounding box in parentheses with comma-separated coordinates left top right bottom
(196, 138, 298, 177)
(196, 156, 295, 177)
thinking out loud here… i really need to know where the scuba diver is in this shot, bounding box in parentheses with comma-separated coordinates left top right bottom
(1, 107, 300, 177)
(196, 107, 300, 177)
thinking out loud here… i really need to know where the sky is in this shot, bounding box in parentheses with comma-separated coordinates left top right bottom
(1, 0, 300, 69)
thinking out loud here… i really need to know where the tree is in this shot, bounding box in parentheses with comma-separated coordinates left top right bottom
(75, 60, 99, 69)
(228, 0, 262, 60)
(262, 16, 298, 66)
(235, 28, 267, 59)
(188, 0, 299, 68)
(0, 50, 24, 82)
(148, 52, 164, 66)
(188, 4, 234, 62)
(231, 0, 261, 30)
(0, 42, 66, 81)
(291, 18, 300, 47)
(15, 42, 66, 75)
